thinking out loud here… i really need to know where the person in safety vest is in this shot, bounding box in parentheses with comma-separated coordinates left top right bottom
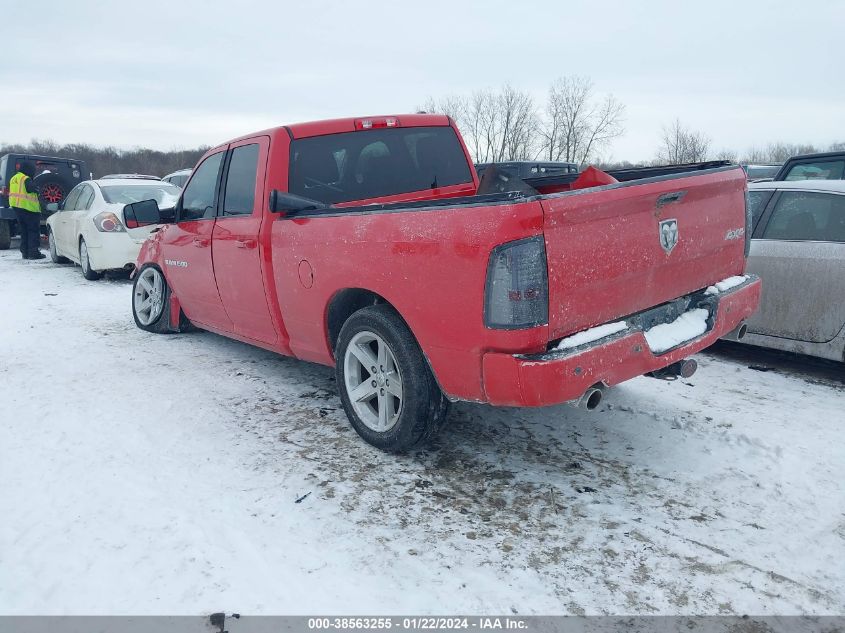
(8, 161, 45, 259)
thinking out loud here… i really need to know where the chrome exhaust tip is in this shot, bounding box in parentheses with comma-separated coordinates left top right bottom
(724, 322, 748, 341)
(569, 384, 604, 411)
(583, 387, 603, 410)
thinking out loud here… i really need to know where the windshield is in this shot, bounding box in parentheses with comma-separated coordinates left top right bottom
(784, 160, 845, 181)
(100, 183, 181, 206)
(746, 165, 780, 179)
(289, 126, 473, 205)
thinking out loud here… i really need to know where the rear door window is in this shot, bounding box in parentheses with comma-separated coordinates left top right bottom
(762, 191, 845, 242)
(784, 160, 845, 181)
(62, 185, 83, 211)
(222, 144, 259, 215)
(747, 190, 774, 232)
(289, 126, 473, 205)
(76, 185, 95, 211)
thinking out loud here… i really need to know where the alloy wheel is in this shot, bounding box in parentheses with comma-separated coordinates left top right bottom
(343, 331, 403, 431)
(134, 267, 166, 326)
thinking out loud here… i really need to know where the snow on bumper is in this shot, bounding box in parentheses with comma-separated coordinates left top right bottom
(482, 275, 762, 407)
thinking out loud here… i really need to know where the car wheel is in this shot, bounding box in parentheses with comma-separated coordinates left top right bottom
(132, 265, 175, 333)
(48, 229, 69, 263)
(79, 238, 103, 280)
(0, 220, 10, 250)
(335, 304, 449, 452)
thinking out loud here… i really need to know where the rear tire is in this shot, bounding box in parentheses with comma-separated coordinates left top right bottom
(0, 220, 10, 250)
(335, 304, 449, 452)
(48, 229, 69, 263)
(79, 238, 102, 280)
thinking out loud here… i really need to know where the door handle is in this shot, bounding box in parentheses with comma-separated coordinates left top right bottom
(656, 191, 687, 208)
(193, 238, 209, 248)
(236, 238, 257, 249)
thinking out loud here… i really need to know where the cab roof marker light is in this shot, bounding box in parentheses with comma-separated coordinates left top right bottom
(355, 118, 401, 130)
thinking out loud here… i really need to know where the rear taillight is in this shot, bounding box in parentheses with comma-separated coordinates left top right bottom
(93, 211, 126, 233)
(484, 236, 549, 329)
(744, 191, 752, 258)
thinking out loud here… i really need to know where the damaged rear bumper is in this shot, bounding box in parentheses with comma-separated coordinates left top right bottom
(481, 275, 762, 407)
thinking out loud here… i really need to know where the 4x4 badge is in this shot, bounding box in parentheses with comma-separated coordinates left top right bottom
(659, 219, 679, 254)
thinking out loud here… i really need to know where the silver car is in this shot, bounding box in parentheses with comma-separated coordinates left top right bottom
(161, 168, 192, 188)
(741, 180, 845, 361)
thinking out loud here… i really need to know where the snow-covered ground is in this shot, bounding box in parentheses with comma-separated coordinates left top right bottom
(1, 244, 843, 616)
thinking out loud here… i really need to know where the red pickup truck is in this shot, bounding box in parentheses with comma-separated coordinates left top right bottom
(123, 114, 760, 451)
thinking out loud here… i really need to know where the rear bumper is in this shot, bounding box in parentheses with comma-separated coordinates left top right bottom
(482, 275, 761, 407)
(84, 232, 145, 272)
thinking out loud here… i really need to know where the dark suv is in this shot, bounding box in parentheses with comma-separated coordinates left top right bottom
(0, 153, 87, 249)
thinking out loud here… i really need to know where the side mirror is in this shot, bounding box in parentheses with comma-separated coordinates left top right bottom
(123, 199, 161, 228)
(46, 203, 59, 212)
(269, 190, 327, 216)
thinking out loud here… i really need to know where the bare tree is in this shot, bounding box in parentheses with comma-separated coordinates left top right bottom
(496, 85, 538, 162)
(656, 119, 711, 163)
(538, 76, 624, 167)
(740, 142, 819, 164)
(419, 95, 467, 124)
(714, 148, 737, 163)
(425, 86, 538, 163)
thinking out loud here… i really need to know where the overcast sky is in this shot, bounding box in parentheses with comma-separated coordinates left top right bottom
(2, 0, 842, 162)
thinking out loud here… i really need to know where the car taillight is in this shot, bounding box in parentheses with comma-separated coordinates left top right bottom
(355, 117, 400, 130)
(94, 212, 126, 233)
(484, 235, 549, 329)
(743, 191, 752, 258)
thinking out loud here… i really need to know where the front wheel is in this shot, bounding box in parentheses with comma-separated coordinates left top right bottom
(132, 265, 171, 333)
(335, 305, 449, 452)
(79, 238, 102, 280)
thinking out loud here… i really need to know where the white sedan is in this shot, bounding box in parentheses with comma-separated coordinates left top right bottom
(45, 178, 180, 280)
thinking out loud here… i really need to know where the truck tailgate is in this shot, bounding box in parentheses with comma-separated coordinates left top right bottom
(541, 166, 748, 340)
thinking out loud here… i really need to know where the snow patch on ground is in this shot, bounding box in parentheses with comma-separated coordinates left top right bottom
(556, 321, 627, 350)
(645, 308, 709, 353)
(1, 246, 843, 615)
(705, 275, 749, 295)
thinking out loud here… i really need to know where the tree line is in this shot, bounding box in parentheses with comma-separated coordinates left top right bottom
(652, 119, 845, 167)
(4, 81, 843, 175)
(0, 139, 208, 179)
(423, 77, 625, 167)
(423, 77, 843, 168)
